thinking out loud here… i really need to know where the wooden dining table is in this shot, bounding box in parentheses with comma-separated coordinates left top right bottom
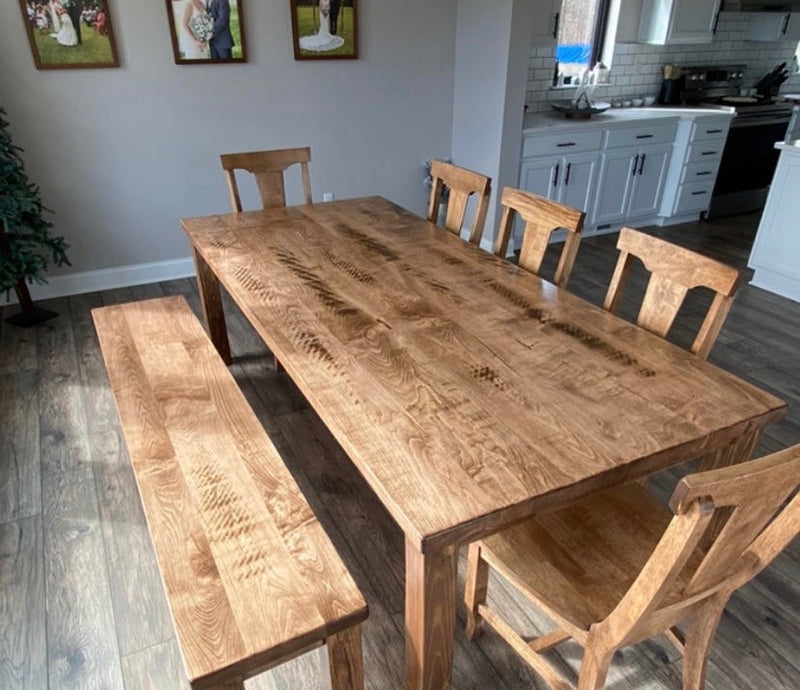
(182, 196, 786, 690)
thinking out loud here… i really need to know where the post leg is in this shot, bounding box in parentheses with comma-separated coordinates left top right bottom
(326, 625, 365, 690)
(404, 538, 458, 690)
(464, 542, 489, 640)
(192, 247, 231, 364)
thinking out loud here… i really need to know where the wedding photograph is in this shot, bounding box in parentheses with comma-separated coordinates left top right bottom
(19, 0, 119, 69)
(290, 0, 358, 60)
(166, 0, 246, 65)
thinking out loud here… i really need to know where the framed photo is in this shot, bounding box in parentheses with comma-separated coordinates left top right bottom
(165, 0, 247, 64)
(19, 0, 120, 70)
(290, 0, 358, 60)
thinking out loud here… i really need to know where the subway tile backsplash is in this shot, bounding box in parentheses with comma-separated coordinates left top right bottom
(526, 12, 800, 112)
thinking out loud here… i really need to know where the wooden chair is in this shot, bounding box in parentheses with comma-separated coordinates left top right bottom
(427, 159, 492, 245)
(464, 444, 800, 690)
(603, 227, 741, 359)
(493, 187, 585, 288)
(220, 147, 313, 212)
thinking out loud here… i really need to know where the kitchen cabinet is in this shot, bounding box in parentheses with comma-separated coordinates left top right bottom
(638, 0, 721, 45)
(593, 145, 672, 224)
(530, 0, 560, 44)
(520, 152, 599, 221)
(746, 12, 800, 42)
(748, 142, 800, 302)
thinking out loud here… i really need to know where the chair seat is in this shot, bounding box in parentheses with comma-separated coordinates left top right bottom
(480, 483, 703, 636)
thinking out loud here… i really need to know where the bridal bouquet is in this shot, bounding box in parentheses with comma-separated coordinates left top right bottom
(189, 12, 214, 42)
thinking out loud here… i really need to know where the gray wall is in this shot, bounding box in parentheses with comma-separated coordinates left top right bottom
(1, 0, 458, 280)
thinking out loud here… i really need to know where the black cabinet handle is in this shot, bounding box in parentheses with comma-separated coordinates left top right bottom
(553, 11, 560, 39)
(636, 134, 654, 139)
(553, 163, 560, 187)
(706, 129, 723, 134)
(638, 153, 646, 175)
(701, 151, 717, 156)
(564, 163, 572, 186)
(631, 154, 640, 176)
(696, 171, 712, 176)
(556, 142, 576, 147)
(692, 190, 708, 196)
(782, 13, 791, 35)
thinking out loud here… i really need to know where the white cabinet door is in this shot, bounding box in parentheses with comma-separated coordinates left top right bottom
(628, 145, 672, 219)
(639, 0, 720, 45)
(530, 0, 561, 44)
(520, 157, 559, 200)
(593, 149, 636, 225)
(556, 153, 598, 222)
(668, 0, 720, 44)
(784, 13, 800, 40)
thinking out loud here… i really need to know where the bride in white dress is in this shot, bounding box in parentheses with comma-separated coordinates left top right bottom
(299, 0, 344, 52)
(173, 0, 210, 59)
(51, 2, 77, 46)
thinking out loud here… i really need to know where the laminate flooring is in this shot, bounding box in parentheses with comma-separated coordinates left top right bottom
(1, 212, 798, 689)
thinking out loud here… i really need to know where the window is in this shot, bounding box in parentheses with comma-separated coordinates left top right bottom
(555, 0, 611, 85)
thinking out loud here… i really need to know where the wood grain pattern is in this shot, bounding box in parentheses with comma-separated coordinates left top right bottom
(493, 186, 585, 288)
(92, 296, 367, 689)
(183, 196, 786, 688)
(426, 160, 491, 245)
(466, 445, 800, 688)
(183, 197, 785, 555)
(220, 147, 313, 212)
(0, 516, 46, 690)
(603, 227, 742, 359)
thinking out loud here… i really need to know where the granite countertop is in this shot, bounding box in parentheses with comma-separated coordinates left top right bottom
(523, 107, 735, 133)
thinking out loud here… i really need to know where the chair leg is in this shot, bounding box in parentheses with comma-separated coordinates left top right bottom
(464, 542, 489, 640)
(326, 624, 365, 690)
(682, 595, 728, 690)
(577, 639, 615, 690)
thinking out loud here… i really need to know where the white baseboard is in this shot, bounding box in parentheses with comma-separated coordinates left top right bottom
(2, 257, 196, 306)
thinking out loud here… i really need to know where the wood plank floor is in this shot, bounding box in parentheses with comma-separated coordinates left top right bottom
(1, 212, 798, 689)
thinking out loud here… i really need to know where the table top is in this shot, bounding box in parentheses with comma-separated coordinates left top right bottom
(183, 196, 786, 553)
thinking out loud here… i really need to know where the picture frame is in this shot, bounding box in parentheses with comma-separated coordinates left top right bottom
(290, 0, 358, 61)
(165, 0, 247, 65)
(19, 0, 120, 70)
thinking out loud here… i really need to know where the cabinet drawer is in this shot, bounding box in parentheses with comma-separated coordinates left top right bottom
(686, 141, 725, 163)
(604, 123, 677, 149)
(691, 120, 730, 142)
(522, 131, 603, 158)
(674, 181, 715, 214)
(681, 160, 720, 183)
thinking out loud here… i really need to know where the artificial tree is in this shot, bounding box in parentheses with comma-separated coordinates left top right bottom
(0, 107, 69, 326)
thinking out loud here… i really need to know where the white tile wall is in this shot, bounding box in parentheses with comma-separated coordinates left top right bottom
(526, 12, 800, 112)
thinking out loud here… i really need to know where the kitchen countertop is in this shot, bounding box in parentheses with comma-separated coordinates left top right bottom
(523, 107, 734, 133)
(776, 139, 800, 154)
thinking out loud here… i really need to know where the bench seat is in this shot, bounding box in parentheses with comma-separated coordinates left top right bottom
(93, 296, 368, 689)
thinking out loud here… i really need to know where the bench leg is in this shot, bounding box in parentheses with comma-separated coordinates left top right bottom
(326, 625, 365, 690)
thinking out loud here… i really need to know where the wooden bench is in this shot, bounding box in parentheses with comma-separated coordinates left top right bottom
(92, 296, 368, 690)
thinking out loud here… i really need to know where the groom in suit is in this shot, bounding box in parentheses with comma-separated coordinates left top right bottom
(207, 0, 234, 59)
(329, 0, 342, 35)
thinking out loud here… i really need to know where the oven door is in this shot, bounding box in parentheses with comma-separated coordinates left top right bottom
(713, 119, 789, 196)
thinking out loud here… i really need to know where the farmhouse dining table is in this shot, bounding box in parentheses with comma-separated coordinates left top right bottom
(182, 196, 786, 690)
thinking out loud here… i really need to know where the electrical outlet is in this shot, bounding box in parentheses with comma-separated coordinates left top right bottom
(323, 192, 334, 202)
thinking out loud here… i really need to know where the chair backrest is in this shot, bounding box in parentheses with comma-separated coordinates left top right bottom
(603, 227, 741, 358)
(427, 159, 492, 245)
(220, 147, 312, 212)
(604, 445, 800, 643)
(493, 187, 585, 288)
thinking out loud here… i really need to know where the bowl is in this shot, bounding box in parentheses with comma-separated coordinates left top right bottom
(622, 100, 632, 108)
(550, 100, 611, 119)
(631, 98, 644, 107)
(643, 96, 656, 106)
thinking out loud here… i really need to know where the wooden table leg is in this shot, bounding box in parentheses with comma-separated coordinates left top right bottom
(699, 423, 762, 547)
(404, 538, 458, 690)
(192, 247, 232, 364)
(326, 625, 365, 690)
